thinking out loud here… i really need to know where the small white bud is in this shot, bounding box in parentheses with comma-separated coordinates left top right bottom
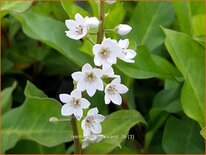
(49, 117, 58, 123)
(85, 17, 100, 29)
(116, 24, 132, 36)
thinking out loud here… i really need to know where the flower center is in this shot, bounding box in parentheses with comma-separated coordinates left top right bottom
(75, 25, 84, 35)
(100, 48, 110, 59)
(85, 116, 94, 126)
(107, 85, 117, 95)
(85, 72, 96, 83)
(71, 98, 81, 108)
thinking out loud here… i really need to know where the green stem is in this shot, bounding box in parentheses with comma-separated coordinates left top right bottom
(97, 0, 105, 44)
(105, 29, 115, 33)
(87, 36, 96, 45)
(71, 115, 82, 154)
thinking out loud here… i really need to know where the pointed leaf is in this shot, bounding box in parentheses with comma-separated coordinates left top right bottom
(163, 28, 205, 127)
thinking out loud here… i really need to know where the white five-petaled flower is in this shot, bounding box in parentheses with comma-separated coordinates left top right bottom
(116, 24, 132, 36)
(104, 77, 128, 105)
(65, 13, 89, 40)
(82, 134, 105, 149)
(60, 89, 91, 120)
(93, 38, 121, 69)
(85, 17, 100, 29)
(118, 39, 137, 63)
(81, 108, 105, 137)
(72, 63, 104, 97)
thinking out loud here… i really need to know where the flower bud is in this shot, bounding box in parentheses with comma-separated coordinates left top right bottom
(49, 117, 58, 123)
(116, 24, 132, 36)
(85, 17, 100, 29)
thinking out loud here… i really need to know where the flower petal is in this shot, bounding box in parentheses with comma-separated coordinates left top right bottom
(71, 89, 82, 98)
(82, 140, 89, 149)
(86, 83, 96, 97)
(71, 71, 83, 81)
(93, 44, 102, 55)
(74, 108, 83, 120)
(93, 68, 103, 78)
(90, 122, 102, 134)
(82, 63, 92, 72)
(81, 119, 86, 130)
(61, 104, 74, 116)
(116, 84, 129, 94)
(94, 114, 105, 123)
(77, 79, 86, 91)
(110, 93, 122, 105)
(83, 126, 91, 137)
(94, 57, 102, 66)
(125, 49, 137, 59)
(104, 93, 110, 104)
(75, 13, 85, 23)
(65, 20, 78, 30)
(65, 30, 79, 40)
(94, 78, 104, 91)
(88, 107, 98, 116)
(118, 39, 129, 49)
(81, 98, 91, 109)
(59, 94, 71, 103)
(111, 77, 121, 85)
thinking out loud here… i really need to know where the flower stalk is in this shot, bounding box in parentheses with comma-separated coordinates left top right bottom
(97, 0, 105, 44)
(71, 115, 82, 154)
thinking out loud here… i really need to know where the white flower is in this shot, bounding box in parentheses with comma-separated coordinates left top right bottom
(118, 39, 137, 63)
(60, 90, 91, 120)
(81, 108, 105, 137)
(93, 38, 121, 69)
(104, 77, 128, 105)
(85, 17, 100, 29)
(102, 67, 119, 78)
(106, 0, 116, 4)
(96, 0, 116, 4)
(72, 63, 104, 97)
(82, 134, 105, 149)
(116, 24, 132, 36)
(65, 13, 88, 40)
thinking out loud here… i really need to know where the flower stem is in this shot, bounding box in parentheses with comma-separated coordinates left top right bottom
(97, 0, 105, 44)
(71, 115, 82, 154)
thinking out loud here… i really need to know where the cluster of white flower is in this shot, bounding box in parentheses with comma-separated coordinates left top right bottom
(60, 0, 136, 149)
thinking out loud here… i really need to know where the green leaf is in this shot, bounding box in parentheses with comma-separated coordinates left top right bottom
(200, 127, 206, 139)
(105, 3, 125, 29)
(1, 81, 17, 114)
(1, 58, 14, 74)
(116, 45, 181, 80)
(1, 1, 33, 17)
(61, 0, 89, 19)
(7, 140, 65, 154)
(1, 81, 72, 153)
(84, 110, 146, 154)
(41, 51, 79, 76)
(172, 2, 193, 36)
(129, 2, 175, 52)
(153, 84, 182, 113)
(163, 28, 205, 127)
(163, 116, 204, 153)
(190, 1, 205, 16)
(144, 109, 169, 151)
(12, 10, 92, 67)
(192, 14, 205, 36)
